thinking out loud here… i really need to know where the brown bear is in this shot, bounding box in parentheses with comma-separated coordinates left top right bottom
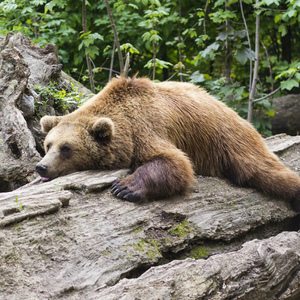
(36, 76, 300, 211)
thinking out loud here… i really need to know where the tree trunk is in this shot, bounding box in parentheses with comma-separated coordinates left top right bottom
(224, 0, 232, 81)
(105, 0, 124, 74)
(82, 0, 95, 93)
(248, 1, 260, 123)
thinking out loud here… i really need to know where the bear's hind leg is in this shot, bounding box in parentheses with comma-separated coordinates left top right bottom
(111, 148, 195, 202)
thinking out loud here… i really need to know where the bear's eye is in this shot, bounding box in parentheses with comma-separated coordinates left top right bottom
(46, 143, 52, 151)
(61, 145, 71, 154)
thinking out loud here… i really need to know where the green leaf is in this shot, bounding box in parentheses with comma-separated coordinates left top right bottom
(278, 24, 287, 36)
(22, 7, 33, 14)
(201, 42, 220, 59)
(293, 0, 300, 8)
(209, 9, 237, 23)
(266, 109, 276, 117)
(45, 1, 55, 13)
(295, 72, 300, 81)
(85, 45, 99, 59)
(141, 32, 151, 42)
(236, 48, 249, 65)
(274, 14, 281, 23)
(265, 0, 280, 5)
(89, 33, 104, 41)
(129, 3, 138, 9)
(32, 0, 46, 5)
(214, 0, 226, 8)
(190, 71, 211, 83)
(288, 9, 297, 18)
(280, 79, 299, 90)
(120, 43, 140, 54)
(144, 58, 173, 69)
(79, 31, 91, 39)
(150, 34, 162, 42)
(275, 68, 297, 80)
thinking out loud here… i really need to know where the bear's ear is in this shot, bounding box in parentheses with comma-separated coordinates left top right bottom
(91, 117, 115, 142)
(40, 116, 62, 133)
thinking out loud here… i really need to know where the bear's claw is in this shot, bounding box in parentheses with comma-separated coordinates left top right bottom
(111, 180, 122, 194)
(123, 192, 142, 202)
(111, 180, 142, 202)
(111, 180, 119, 189)
(116, 190, 128, 198)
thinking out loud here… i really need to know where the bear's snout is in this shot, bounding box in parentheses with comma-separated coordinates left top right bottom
(36, 163, 48, 177)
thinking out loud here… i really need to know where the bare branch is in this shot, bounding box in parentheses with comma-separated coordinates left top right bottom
(253, 72, 296, 103)
(166, 71, 179, 81)
(239, 0, 253, 94)
(261, 40, 274, 97)
(241, 0, 260, 123)
(152, 3, 156, 80)
(203, 0, 209, 45)
(178, 0, 183, 82)
(224, 0, 232, 81)
(105, 0, 124, 74)
(121, 52, 131, 78)
(82, 0, 95, 93)
(248, 6, 260, 123)
(109, 41, 116, 81)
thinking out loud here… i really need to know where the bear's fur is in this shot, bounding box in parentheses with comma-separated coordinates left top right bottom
(36, 76, 300, 211)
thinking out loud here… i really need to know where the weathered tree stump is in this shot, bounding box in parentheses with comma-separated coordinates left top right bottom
(0, 38, 40, 190)
(0, 32, 92, 191)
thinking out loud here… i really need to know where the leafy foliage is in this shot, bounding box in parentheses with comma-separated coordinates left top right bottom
(1, 0, 300, 135)
(34, 81, 88, 117)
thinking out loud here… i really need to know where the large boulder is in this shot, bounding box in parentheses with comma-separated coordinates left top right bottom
(272, 94, 300, 136)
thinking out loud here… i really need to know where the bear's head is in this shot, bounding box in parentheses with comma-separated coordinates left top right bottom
(36, 115, 117, 181)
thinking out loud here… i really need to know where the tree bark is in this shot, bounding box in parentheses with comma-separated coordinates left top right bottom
(178, 0, 183, 82)
(0, 32, 92, 191)
(82, 0, 95, 93)
(224, 0, 232, 82)
(248, 1, 260, 123)
(109, 41, 116, 81)
(105, 0, 124, 74)
(152, 3, 156, 81)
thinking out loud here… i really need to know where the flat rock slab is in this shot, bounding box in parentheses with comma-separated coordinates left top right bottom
(0, 135, 300, 299)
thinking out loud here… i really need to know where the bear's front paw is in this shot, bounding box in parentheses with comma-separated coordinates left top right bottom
(111, 179, 144, 202)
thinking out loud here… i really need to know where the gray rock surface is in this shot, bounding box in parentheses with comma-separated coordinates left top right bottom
(0, 135, 299, 299)
(272, 94, 300, 136)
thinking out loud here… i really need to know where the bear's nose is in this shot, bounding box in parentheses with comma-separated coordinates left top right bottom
(36, 164, 48, 176)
